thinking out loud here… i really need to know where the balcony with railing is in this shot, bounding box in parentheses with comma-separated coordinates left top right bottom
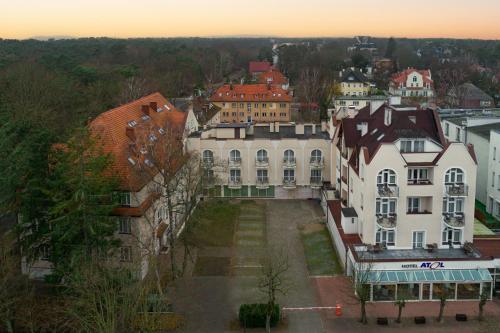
(310, 177, 323, 188)
(377, 184, 399, 197)
(256, 177, 269, 189)
(443, 212, 465, 228)
(228, 157, 242, 168)
(282, 157, 296, 168)
(228, 177, 242, 189)
(282, 178, 296, 189)
(376, 214, 397, 229)
(255, 157, 269, 168)
(309, 157, 324, 169)
(445, 183, 468, 197)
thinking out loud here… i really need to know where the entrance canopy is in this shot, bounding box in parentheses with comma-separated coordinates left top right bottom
(367, 269, 492, 284)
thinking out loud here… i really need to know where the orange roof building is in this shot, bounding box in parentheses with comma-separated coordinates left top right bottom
(258, 69, 289, 89)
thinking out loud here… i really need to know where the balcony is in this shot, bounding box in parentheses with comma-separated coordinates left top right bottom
(228, 177, 242, 189)
(282, 178, 296, 189)
(282, 157, 296, 168)
(228, 157, 242, 168)
(255, 157, 269, 168)
(443, 212, 465, 228)
(256, 177, 269, 189)
(407, 179, 432, 186)
(309, 157, 324, 169)
(445, 184, 468, 197)
(310, 177, 323, 188)
(376, 214, 397, 229)
(377, 184, 399, 197)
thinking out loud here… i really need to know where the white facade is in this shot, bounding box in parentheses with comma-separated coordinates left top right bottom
(487, 130, 500, 217)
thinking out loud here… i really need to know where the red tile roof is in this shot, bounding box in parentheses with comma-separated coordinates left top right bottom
(249, 61, 272, 74)
(390, 68, 433, 85)
(89, 92, 187, 192)
(258, 69, 288, 85)
(210, 84, 292, 102)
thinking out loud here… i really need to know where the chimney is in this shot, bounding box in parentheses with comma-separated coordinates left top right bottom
(141, 105, 150, 115)
(126, 127, 136, 141)
(149, 101, 157, 111)
(384, 108, 392, 127)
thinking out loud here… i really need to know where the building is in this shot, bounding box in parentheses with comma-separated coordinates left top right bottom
(447, 83, 494, 109)
(210, 84, 292, 123)
(22, 93, 198, 279)
(389, 68, 434, 98)
(257, 68, 289, 90)
(331, 95, 390, 119)
(187, 122, 331, 199)
(441, 115, 500, 206)
(347, 36, 378, 54)
(249, 61, 272, 78)
(338, 68, 371, 97)
(323, 103, 495, 302)
(486, 130, 500, 218)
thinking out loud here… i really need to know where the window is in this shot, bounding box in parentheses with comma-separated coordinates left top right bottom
(445, 123, 450, 136)
(442, 227, 462, 245)
(284, 169, 295, 181)
(39, 244, 50, 260)
(376, 198, 397, 215)
(202, 150, 214, 164)
(229, 150, 241, 162)
(257, 169, 268, 182)
(373, 284, 396, 301)
(376, 228, 395, 246)
(280, 103, 286, 108)
(262, 103, 267, 108)
(456, 128, 461, 141)
(443, 197, 464, 214)
(398, 284, 420, 300)
(457, 283, 480, 300)
(311, 169, 322, 183)
(412, 231, 425, 249)
(118, 192, 131, 206)
(412, 76, 417, 82)
(432, 283, 456, 300)
(444, 168, 464, 184)
(400, 139, 424, 153)
(230, 169, 241, 182)
(256, 149, 268, 162)
(283, 149, 295, 163)
(119, 217, 132, 234)
(377, 169, 396, 185)
(311, 149, 322, 163)
(408, 168, 430, 184)
(120, 246, 132, 262)
(407, 197, 421, 214)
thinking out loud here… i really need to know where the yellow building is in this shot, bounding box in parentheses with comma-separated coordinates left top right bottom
(338, 68, 371, 97)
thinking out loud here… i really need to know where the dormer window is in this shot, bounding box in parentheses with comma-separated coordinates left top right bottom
(128, 120, 138, 127)
(158, 128, 166, 135)
(400, 139, 424, 153)
(141, 115, 151, 121)
(149, 134, 157, 142)
(156, 107, 163, 113)
(413, 76, 417, 82)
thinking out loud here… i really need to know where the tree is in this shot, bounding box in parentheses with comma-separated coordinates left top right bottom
(385, 37, 397, 59)
(351, 53, 369, 69)
(437, 289, 448, 323)
(258, 248, 290, 333)
(394, 295, 406, 323)
(119, 76, 149, 105)
(351, 256, 375, 325)
(478, 290, 488, 321)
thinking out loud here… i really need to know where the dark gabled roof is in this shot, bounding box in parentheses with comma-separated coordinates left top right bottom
(339, 68, 369, 83)
(450, 83, 494, 101)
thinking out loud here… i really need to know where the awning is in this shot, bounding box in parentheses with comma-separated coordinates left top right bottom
(367, 269, 492, 284)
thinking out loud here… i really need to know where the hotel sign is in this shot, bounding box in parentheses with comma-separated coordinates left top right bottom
(401, 262, 445, 269)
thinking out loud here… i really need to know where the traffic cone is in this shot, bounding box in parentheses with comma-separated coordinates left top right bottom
(335, 303, 342, 316)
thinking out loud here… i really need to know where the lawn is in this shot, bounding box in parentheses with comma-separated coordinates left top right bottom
(301, 224, 342, 276)
(191, 199, 241, 247)
(474, 219, 495, 236)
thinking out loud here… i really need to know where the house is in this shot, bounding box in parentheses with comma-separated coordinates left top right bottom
(338, 68, 371, 97)
(447, 83, 494, 109)
(210, 84, 293, 123)
(324, 103, 492, 302)
(389, 68, 434, 98)
(487, 130, 500, 219)
(249, 61, 272, 78)
(187, 122, 331, 200)
(257, 68, 289, 90)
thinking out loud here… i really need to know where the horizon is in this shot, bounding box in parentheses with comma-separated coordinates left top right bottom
(2, 0, 500, 40)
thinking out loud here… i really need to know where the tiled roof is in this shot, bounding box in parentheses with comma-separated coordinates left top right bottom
(90, 92, 187, 192)
(258, 69, 288, 85)
(339, 68, 369, 83)
(450, 83, 493, 101)
(390, 68, 433, 85)
(210, 84, 292, 102)
(249, 61, 272, 74)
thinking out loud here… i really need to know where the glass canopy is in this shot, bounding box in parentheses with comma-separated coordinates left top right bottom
(367, 269, 492, 284)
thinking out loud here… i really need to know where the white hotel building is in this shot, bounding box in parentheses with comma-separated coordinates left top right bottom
(325, 104, 498, 302)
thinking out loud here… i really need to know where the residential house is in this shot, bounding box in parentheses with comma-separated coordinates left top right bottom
(338, 68, 371, 97)
(447, 83, 494, 109)
(257, 68, 289, 90)
(389, 68, 434, 98)
(249, 61, 272, 78)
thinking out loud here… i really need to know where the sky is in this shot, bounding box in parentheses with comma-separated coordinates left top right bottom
(1, 0, 499, 40)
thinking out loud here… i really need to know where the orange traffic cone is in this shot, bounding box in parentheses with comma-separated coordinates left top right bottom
(335, 303, 342, 316)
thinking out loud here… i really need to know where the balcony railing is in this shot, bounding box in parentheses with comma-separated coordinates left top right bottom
(407, 178, 432, 185)
(443, 212, 465, 228)
(282, 178, 296, 188)
(255, 157, 269, 168)
(445, 183, 468, 196)
(376, 214, 397, 228)
(310, 177, 323, 187)
(256, 177, 269, 188)
(282, 157, 296, 168)
(228, 177, 242, 188)
(228, 157, 242, 168)
(309, 157, 324, 168)
(377, 184, 399, 197)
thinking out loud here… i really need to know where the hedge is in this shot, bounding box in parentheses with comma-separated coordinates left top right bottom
(239, 303, 280, 328)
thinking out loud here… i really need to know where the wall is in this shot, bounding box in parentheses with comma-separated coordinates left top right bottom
(487, 130, 500, 216)
(213, 101, 291, 123)
(468, 131, 490, 204)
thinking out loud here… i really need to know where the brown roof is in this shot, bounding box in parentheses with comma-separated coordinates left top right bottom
(390, 68, 433, 85)
(90, 92, 187, 192)
(249, 61, 272, 74)
(474, 236, 500, 259)
(210, 84, 292, 103)
(258, 69, 288, 85)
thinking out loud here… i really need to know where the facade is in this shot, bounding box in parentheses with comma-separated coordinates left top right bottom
(331, 95, 389, 119)
(485, 130, 500, 216)
(338, 68, 371, 97)
(187, 123, 331, 199)
(447, 83, 494, 109)
(389, 68, 434, 98)
(210, 84, 292, 123)
(323, 103, 495, 302)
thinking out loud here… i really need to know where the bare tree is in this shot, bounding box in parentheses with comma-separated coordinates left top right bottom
(351, 254, 375, 325)
(437, 289, 448, 323)
(394, 296, 406, 323)
(258, 248, 291, 333)
(119, 77, 149, 105)
(435, 68, 466, 105)
(478, 290, 488, 322)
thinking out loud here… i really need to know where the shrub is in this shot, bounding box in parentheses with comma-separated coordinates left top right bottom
(239, 303, 280, 328)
